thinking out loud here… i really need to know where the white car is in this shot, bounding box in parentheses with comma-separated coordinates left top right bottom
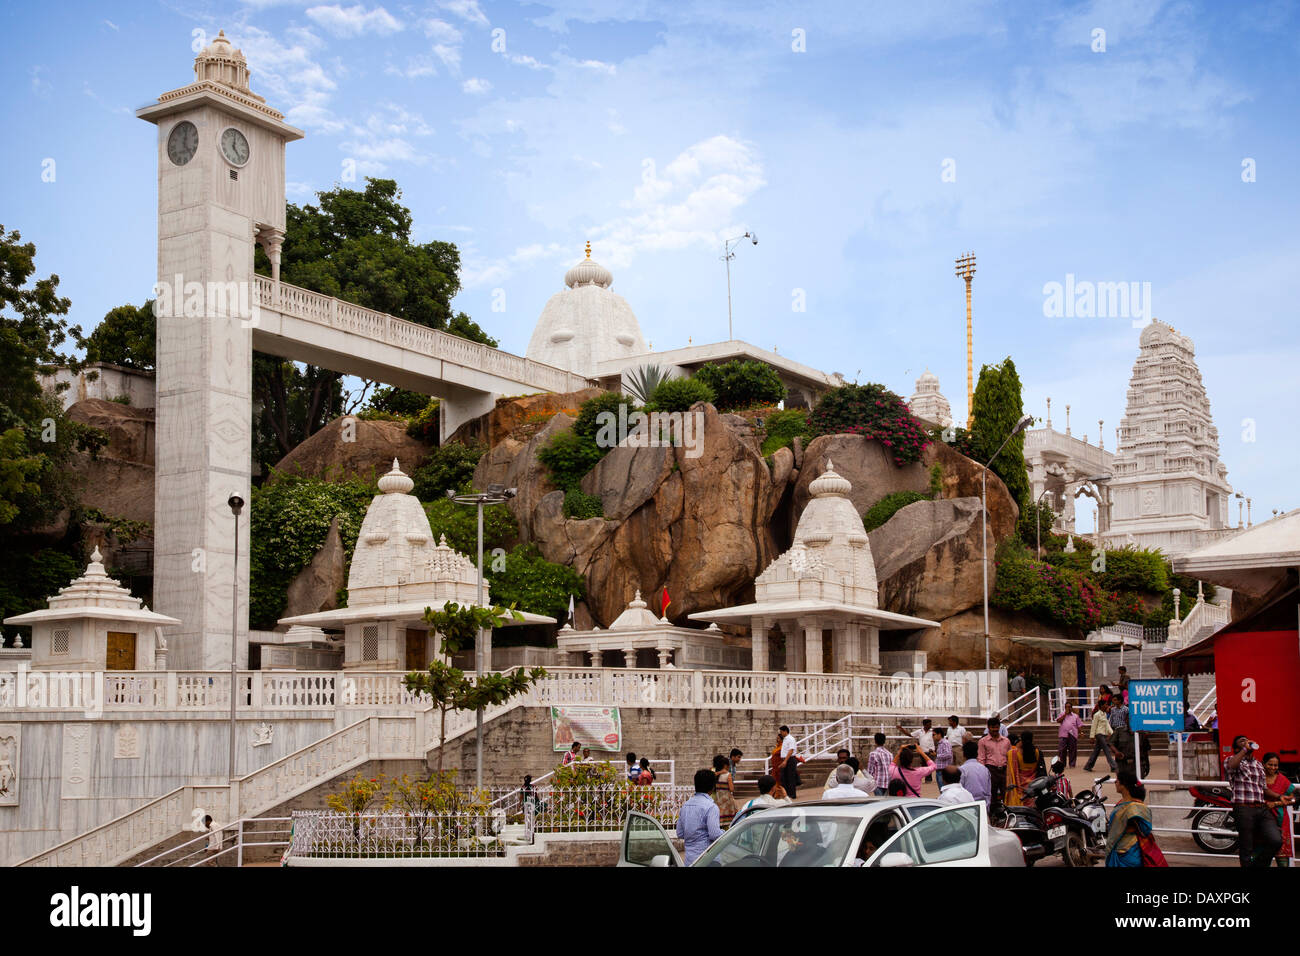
(620, 797, 1025, 868)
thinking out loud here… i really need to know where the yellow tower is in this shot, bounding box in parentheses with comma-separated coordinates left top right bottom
(954, 252, 977, 428)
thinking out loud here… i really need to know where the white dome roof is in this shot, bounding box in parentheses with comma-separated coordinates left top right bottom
(526, 242, 648, 378)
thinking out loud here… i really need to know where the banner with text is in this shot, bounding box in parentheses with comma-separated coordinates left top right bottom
(551, 705, 622, 752)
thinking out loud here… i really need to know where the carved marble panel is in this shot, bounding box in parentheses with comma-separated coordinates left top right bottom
(114, 724, 140, 759)
(61, 723, 93, 799)
(0, 724, 19, 806)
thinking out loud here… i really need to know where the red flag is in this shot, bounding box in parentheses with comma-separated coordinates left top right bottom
(660, 585, 671, 617)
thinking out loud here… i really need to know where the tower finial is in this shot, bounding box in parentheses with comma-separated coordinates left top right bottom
(585, 240, 591, 259)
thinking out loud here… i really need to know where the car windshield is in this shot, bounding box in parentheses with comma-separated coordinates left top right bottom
(692, 815, 861, 867)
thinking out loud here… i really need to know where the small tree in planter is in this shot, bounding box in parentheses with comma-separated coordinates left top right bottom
(403, 601, 546, 776)
(327, 772, 386, 843)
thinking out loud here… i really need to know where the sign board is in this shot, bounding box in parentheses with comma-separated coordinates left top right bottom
(1128, 678, 1185, 732)
(551, 705, 622, 752)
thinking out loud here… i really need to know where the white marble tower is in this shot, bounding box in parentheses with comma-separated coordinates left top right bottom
(1103, 319, 1233, 556)
(137, 32, 303, 668)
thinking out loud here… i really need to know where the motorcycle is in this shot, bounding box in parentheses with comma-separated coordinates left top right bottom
(1187, 784, 1237, 854)
(992, 798, 1050, 866)
(1033, 773, 1109, 867)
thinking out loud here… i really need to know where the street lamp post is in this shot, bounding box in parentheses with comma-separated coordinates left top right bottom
(721, 231, 757, 340)
(450, 484, 516, 789)
(1036, 474, 1112, 557)
(981, 414, 1034, 671)
(226, 494, 244, 785)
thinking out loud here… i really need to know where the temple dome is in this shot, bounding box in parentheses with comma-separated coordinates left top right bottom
(754, 460, 879, 607)
(608, 590, 666, 630)
(346, 460, 481, 607)
(526, 242, 648, 378)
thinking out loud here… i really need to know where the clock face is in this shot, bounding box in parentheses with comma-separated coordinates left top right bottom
(166, 121, 198, 166)
(220, 127, 250, 166)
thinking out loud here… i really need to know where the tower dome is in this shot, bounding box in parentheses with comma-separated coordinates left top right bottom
(907, 368, 953, 428)
(194, 29, 254, 95)
(526, 242, 648, 378)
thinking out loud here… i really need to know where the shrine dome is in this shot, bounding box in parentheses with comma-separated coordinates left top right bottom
(526, 242, 648, 379)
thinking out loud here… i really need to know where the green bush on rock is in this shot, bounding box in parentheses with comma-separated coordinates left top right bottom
(644, 377, 714, 414)
(759, 408, 810, 456)
(411, 443, 485, 501)
(693, 359, 786, 411)
(862, 491, 929, 532)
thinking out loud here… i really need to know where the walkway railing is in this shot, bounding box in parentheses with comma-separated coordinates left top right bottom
(0, 667, 968, 714)
(1049, 686, 1099, 720)
(1167, 597, 1230, 650)
(255, 277, 594, 395)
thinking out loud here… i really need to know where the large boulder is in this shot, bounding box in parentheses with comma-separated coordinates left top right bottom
(449, 387, 605, 448)
(792, 436, 929, 536)
(283, 516, 346, 617)
(868, 497, 987, 621)
(890, 607, 1071, 674)
(270, 417, 435, 484)
(65, 399, 155, 525)
(922, 440, 1019, 540)
(474, 413, 574, 540)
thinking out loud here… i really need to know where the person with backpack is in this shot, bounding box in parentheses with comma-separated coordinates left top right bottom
(1105, 770, 1163, 867)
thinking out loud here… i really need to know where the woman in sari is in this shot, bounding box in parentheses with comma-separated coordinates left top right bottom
(1004, 731, 1044, 807)
(769, 735, 788, 800)
(1105, 771, 1153, 867)
(1262, 752, 1296, 867)
(712, 754, 736, 826)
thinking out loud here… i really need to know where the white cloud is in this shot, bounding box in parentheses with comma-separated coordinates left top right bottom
(462, 77, 492, 94)
(437, 0, 489, 27)
(305, 4, 403, 38)
(434, 43, 462, 73)
(507, 53, 549, 70)
(422, 18, 462, 43)
(234, 26, 343, 132)
(102, 19, 119, 31)
(385, 55, 436, 78)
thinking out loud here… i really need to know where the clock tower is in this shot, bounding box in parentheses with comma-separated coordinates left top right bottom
(137, 32, 303, 669)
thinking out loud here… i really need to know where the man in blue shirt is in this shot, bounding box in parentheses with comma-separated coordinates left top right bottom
(1110, 697, 1134, 771)
(676, 769, 722, 865)
(958, 740, 992, 807)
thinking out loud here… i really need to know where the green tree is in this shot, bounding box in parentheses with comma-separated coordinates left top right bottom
(81, 300, 156, 370)
(644, 377, 715, 413)
(366, 385, 430, 418)
(693, 359, 786, 411)
(410, 443, 485, 501)
(968, 357, 1030, 511)
(486, 544, 586, 620)
(249, 178, 497, 468)
(404, 601, 543, 775)
(0, 227, 105, 533)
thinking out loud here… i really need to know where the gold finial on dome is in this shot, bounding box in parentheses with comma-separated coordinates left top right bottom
(585, 240, 591, 259)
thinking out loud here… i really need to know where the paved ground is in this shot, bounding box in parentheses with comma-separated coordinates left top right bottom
(796, 754, 1249, 868)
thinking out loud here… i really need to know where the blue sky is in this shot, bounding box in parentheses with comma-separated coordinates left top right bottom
(2, 0, 1297, 525)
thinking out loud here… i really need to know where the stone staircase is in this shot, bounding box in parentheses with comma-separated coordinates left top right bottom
(733, 757, 840, 800)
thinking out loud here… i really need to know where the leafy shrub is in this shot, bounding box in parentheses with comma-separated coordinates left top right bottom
(807, 383, 930, 466)
(862, 491, 929, 532)
(693, 359, 786, 411)
(1044, 546, 1168, 594)
(0, 548, 81, 641)
(411, 443, 485, 501)
(573, 391, 636, 445)
(759, 408, 810, 456)
(537, 428, 606, 493)
(422, 493, 518, 555)
(249, 476, 376, 628)
(487, 544, 586, 621)
(1018, 500, 1064, 551)
(644, 377, 715, 414)
(406, 398, 441, 443)
(368, 385, 431, 418)
(563, 489, 604, 519)
(355, 409, 404, 422)
(992, 548, 1108, 632)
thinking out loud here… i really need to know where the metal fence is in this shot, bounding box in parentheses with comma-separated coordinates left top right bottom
(288, 809, 515, 861)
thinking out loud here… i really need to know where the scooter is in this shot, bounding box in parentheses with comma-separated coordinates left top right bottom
(1033, 773, 1109, 867)
(1187, 784, 1237, 854)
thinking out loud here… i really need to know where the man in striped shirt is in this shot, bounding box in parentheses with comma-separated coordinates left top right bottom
(866, 733, 893, 796)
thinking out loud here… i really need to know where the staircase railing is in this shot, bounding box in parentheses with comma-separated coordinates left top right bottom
(1189, 685, 1217, 726)
(1167, 597, 1230, 650)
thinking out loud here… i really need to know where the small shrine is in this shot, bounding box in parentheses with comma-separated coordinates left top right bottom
(690, 461, 939, 673)
(278, 460, 553, 669)
(556, 591, 751, 669)
(3, 548, 179, 671)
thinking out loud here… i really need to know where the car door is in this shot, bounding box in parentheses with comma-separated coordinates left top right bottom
(864, 803, 990, 867)
(619, 810, 684, 867)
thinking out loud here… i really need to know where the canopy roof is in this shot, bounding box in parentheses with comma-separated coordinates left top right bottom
(1173, 511, 1300, 597)
(1009, 634, 1140, 653)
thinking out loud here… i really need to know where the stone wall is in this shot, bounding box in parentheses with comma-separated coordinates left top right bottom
(435, 706, 850, 784)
